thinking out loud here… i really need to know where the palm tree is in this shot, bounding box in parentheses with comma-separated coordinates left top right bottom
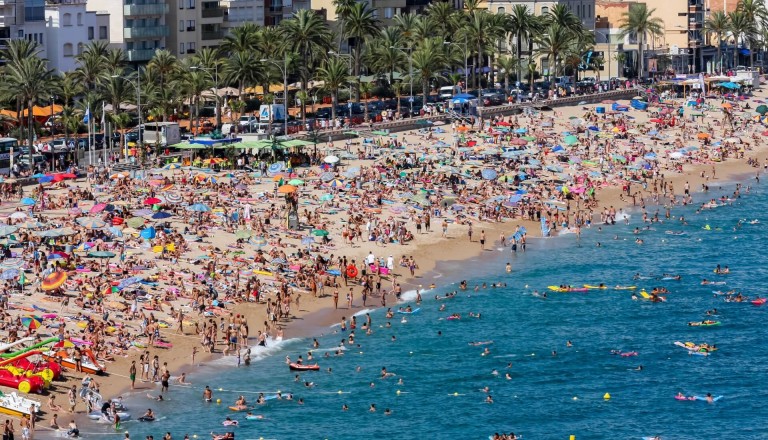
(359, 81, 373, 122)
(344, 2, 379, 102)
(618, 4, 664, 78)
(411, 38, 448, 104)
(727, 11, 755, 68)
(737, 0, 767, 66)
(224, 51, 262, 102)
(425, 2, 458, 39)
(148, 49, 178, 90)
(506, 5, 540, 86)
(705, 11, 730, 73)
(221, 22, 260, 55)
(526, 60, 537, 92)
(229, 99, 246, 133)
(280, 10, 332, 120)
(104, 48, 126, 72)
(193, 48, 224, 128)
(535, 23, 572, 84)
(365, 28, 406, 85)
(316, 57, 350, 122)
(182, 70, 213, 136)
(332, 0, 356, 52)
(547, 4, 582, 33)
(496, 55, 518, 93)
(2, 44, 55, 163)
(110, 112, 131, 158)
(393, 14, 421, 46)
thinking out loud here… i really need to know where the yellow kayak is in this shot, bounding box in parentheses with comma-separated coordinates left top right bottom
(583, 285, 608, 289)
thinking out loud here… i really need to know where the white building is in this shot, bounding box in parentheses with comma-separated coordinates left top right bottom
(0, 0, 48, 57)
(45, 0, 110, 72)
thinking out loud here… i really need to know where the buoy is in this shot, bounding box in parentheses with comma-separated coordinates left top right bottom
(409, 351, 413, 355)
(570, 436, 576, 440)
(218, 388, 223, 391)
(453, 392, 459, 396)
(572, 396, 578, 400)
(396, 390, 401, 395)
(359, 351, 363, 354)
(338, 390, 343, 394)
(216, 399, 221, 404)
(603, 392, 611, 400)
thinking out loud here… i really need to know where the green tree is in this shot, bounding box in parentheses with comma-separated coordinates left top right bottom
(728, 10, 756, 68)
(535, 23, 572, 83)
(618, 4, 664, 78)
(411, 38, 448, 104)
(705, 11, 730, 72)
(737, 0, 767, 67)
(496, 56, 519, 93)
(505, 5, 541, 86)
(316, 57, 351, 122)
(344, 2, 380, 102)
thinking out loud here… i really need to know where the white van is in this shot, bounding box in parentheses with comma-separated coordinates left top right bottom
(439, 85, 462, 100)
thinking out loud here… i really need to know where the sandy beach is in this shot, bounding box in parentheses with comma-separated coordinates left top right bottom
(0, 82, 766, 436)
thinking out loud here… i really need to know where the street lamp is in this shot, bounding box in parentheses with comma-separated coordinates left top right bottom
(390, 46, 413, 116)
(191, 65, 221, 129)
(111, 69, 141, 161)
(593, 30, 612, 90)
(444, 37, 469, 93)
(260, 56, 289, 137)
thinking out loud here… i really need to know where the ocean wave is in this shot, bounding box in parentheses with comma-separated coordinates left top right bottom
(211, 337, 302, 366)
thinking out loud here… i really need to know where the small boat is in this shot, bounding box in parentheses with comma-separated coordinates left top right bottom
(0, 391, 41, 418)
(288, 363, 320, 371)
(87, 411, 131, 422)
(41, 350, 104, 375)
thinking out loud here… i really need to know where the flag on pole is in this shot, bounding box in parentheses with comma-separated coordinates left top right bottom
(101, 102, 105, 132)
(83, 106, 91, 123)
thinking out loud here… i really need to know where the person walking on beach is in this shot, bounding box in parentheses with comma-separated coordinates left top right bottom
(468, 223, 473, 241)
(129, 361, 137, 390)
(333, 289, 339, 309)
(480, 230, 486, 249)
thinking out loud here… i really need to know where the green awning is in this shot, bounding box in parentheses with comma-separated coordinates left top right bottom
(238, 140, 273, 149)
(281, 139, 313, 148)
(343, 131, 359, 136)
(371, 130, 389, 136)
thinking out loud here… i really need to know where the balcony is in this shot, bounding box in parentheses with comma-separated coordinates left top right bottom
(124, 25, 169, 39)
(201, 30, 224, 40)
(126, 48, 157, 62)
(202, 7, 224, 18)
(186, 48, 196, 54)
(124, 3, 169, 16)
(268, 3, 283, 12)
(186, 26, 195, 31)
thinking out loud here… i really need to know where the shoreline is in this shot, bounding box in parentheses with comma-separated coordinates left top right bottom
(22, 90, 768, 437)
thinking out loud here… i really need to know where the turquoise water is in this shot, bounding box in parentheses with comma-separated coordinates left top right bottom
(100, 179, 768, 440)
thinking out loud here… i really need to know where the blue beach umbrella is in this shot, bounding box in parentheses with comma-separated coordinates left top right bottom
(481, 169, 498, 180)
(187, 203, 211, 212)
(20, 198, 36, 206)
(38, 176, 53, 184)
(152, 211, 172, 220)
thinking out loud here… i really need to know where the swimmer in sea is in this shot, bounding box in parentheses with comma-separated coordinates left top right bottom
(482, 348, 491, 356)
(705, 393, 714, 403)
(147, 394, 164, 401)
(203, 386, 213, 402)
(485, 395, 494, 404)
(381, 367, 395, 378)
(505, 373, 512, 380)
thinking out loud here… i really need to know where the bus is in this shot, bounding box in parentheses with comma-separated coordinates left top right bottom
(0, 138, 20, 175)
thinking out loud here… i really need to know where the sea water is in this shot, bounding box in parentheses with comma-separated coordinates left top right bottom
(91, 179, 768, 440)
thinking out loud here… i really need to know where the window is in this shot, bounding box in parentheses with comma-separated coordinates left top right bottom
(187, 20, 195, 31)
(179, 20, 184, 31)
(180, 43, 185, 54)
(179, 0, 184, 8)
(99, 26, 107, 39)
(188, 42, 196, 52)
(63, 13, 72, 26)
(77, 13, 82, 26)
(77, 43, 83, 55)
(577, 5, 581, 17)
(541, 6, 548, 14)
(384, 7, 393, 18)
(63, 43, 73, 57)
(88, 26, 94, 40)
(497, 7, 505, 14)
(17, 30, 23, 38)
(188, 0, 195, 9)
(39, 33, 43, 45)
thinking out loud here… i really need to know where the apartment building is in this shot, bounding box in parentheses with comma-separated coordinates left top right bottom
(87, 0, 169, 63)
(167, 0, 225, 57)
(45, 0, 110, 72)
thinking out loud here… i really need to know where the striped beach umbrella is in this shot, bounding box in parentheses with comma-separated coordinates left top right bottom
(0, 225, 18, 237)
(0, 259, 24, 269)
(76, 217, 107, 229)
(41, 271, 67, 291)
(0, 269, 19, 280)
(164, 193, 183, 204)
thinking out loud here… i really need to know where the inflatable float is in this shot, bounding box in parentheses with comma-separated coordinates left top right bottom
(289, 363, 320, 371)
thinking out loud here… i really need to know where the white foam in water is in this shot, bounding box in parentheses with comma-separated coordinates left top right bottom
(398, 289, 418, 302)
(211, 337, 302, 366)
(354, 308, 374, 317)
(615, 212, 631, 221)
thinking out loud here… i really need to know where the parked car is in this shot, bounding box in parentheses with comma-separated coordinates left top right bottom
(482, 93, 505, 106)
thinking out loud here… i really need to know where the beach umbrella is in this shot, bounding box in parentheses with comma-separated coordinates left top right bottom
(697, 133, 711, 140)
(76, 217, 106, 229)
(0, 225, 18, 237)
(38, 176, 53, 184)
(319, 194, 334, 202)
(324, 155, 340, 164)
(126, 217, 145, 228)
(251, 236, 267, 248)
(320, 172, 336, 182)
(143, 197, 162, 205)
(164, 193, 183, 204)
(30, 173, 46, 178)
(87, 251, 115, 259)
(140, 227, 156, 239)
(132, 209, 153, 217)
(17, 220, 44, 229)
(20, 198, 35, 206)
(277, 184, 297, 193)
(267, 163, 283, 174)
(90, 203, 107, 214)
(41, 271, 67, 291)
(53, 340, 75, 349)
(328, 179, 345, 188)
(53, 173, 76, 182)
(0, 238, 18, 247)
(301, 236, 315, 246)
(108, 226, 124, 238)
(163, 163, 181, 170)
(187, 203, 211, 213)
(288, 179, 304, 185)
(9, 212, 27, 220)
(271, 257, 287, 265)
(481, 169, 498, 180)
(312, 229, 329, 237)
(110, 173, 127, 179)
(152, 211, 172, 220)
(35, 229, 64, 238)
(20, 316, 42, 329)
(0, 269, 19, 280)
(235, 229, 253, 239)
(757, 105, 768, 115)
(563, 135, 579, 146)
(0, 259, 24, 269)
